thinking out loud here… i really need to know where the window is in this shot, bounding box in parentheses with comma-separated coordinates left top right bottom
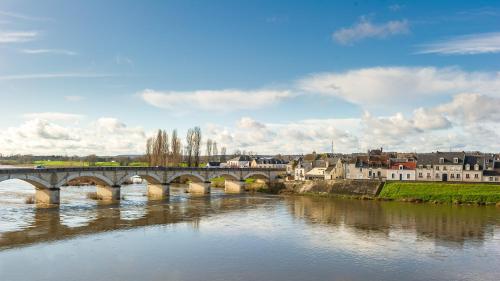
(377, 171, 381, 177)
(456, 174, 460, 179)
(451, 174, 455, 179)
(369, 171, 372, 177)
(490, 177, 493, 181)
(436, 173, 440, 178)
(392, 173, 395, 179)
(466, 174, 470, 179)
(465, 164, 470, 170)
(453, 157, 459, 164)
(426, 165, 431, 169)
(474, 174, 479, 179)
(399, 165, 403, 170)
(439, 157, 444, 164)
(418, 165, 423, 169)
(443, 166, 447, 171)
(474, 164, 479, 171)
(427, 173, 431, 178)
(418, 172, 423, 178)
(495, 177, 499, 182)
(406, 174, 410, 179)
(436, 166, 440, 171)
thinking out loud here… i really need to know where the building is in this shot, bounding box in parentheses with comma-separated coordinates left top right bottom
(324, 157, 345, 180)
(206, 161, 222, 168)
(294, 160, 313, 181)
(416, 152, 465, 182)
(386, 161, 416, 181)
(483, 159, 500, 182)
(305, 167, 327, 180)
(226, 155, 253, 168)
(345, 150, 390, 180)
(250, 157, 287, 169)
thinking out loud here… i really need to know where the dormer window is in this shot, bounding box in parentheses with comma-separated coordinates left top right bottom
(399, 165, 403, 170)
(465, 164, 470, 171)
(453, 157, 459, 164)
(439, 157, 444, 164)
(474, 164, 479, 171)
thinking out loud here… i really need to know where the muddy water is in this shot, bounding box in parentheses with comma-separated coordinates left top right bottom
(0, 180, 499, 281)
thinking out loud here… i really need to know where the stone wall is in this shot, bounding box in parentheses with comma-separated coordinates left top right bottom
(284, 179, 383, 196)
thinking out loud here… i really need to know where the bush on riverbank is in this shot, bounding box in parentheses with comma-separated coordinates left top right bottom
(379, 182, 500, 204)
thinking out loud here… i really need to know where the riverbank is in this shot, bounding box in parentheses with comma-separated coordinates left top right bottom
(379, 181, 500, 205)
(281, 180, 500, 205)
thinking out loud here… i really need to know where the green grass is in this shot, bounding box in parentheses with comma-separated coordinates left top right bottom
(32, 160, 147, 167)
(33, 160, 88, 167)
(379, 181, 500, 204)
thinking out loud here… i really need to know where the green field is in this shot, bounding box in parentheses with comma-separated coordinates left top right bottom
(33, 161, 148, 167)
(379, 181, 500, 204)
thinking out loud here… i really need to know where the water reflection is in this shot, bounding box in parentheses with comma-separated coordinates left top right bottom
(287, 196, 499, 247)
(0, 181, 499, 281)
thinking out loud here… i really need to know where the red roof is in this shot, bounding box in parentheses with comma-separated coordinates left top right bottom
(389, 162, 416, 170)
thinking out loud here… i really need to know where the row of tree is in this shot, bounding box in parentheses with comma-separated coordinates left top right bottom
(145, 127, 227, 167)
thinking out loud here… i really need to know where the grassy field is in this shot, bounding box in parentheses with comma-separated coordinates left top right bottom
(32, 160, 148, 167)
(379, 181, 500, 204)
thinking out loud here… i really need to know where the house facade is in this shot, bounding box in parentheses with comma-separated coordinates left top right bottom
(416, 152, 465, 182)
(250, 157, 287, 169)
(226, 155, 253, 168)
(386, 161, 416, 181)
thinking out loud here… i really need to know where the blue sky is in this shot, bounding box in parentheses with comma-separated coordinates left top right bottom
(0, 0, 500, 155)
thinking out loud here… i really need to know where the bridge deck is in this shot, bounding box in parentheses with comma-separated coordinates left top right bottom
(0, 166, 285, 174)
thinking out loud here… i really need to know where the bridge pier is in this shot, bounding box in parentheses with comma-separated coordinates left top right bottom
(188, 182, 211, 194)
(96, 185, 121, 201)
(147, 184, 170, 199)
(35, 188, 60, 205)
(224, 180, 246, 193)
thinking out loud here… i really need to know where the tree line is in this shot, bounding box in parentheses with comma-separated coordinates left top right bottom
(145, 127, 227, 167)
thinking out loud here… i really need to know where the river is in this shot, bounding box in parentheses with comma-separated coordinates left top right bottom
(0, 179, 499, 281)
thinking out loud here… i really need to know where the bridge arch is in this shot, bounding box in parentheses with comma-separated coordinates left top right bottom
(166, 172, 206, 184)
(243, 172, 270, 181)
(56, 172, 115, 188)
(117, 173, 162, 185)
(0, 175, 52, 189)
(209, 172, 240, 181)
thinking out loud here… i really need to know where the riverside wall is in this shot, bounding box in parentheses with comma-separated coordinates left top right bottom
(284, 179, 384, 196)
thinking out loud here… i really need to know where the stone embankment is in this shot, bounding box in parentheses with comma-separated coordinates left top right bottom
(283, 179, 383, 197)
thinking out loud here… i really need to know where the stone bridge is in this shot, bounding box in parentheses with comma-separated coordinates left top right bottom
(0, 167, 284, 204)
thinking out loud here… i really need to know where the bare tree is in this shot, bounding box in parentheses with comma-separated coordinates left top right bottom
(171, 129, 181, 166)
(193, 127, 202, 167)
(220, 146, 227, 162)
(186, 128, 195, 167)
(161, 130, 169, 166)
(146, 138, 153, 166)
(206, 139, 213, 162)
(212, 141, 218, 162)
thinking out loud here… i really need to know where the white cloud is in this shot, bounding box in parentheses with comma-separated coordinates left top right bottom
(0, 117, 146, 156)
(0, 10, 53, 22)
(417, 32, 500, 55)
(21, 49, 77, 56)
(22, 112, 85, 123)
(298, 66, 500, 108)
(435, 93, 500, 123)
(206, 117, 361, 154)
(332, 17, 409, 45)
(0, 31, 37, 43)
(140, 89, 293, 112)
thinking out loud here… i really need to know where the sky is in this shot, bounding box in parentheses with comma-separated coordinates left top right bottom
(0, 0, 500, 156)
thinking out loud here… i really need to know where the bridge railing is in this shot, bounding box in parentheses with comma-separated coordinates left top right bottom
(0, 166, 286, 174)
